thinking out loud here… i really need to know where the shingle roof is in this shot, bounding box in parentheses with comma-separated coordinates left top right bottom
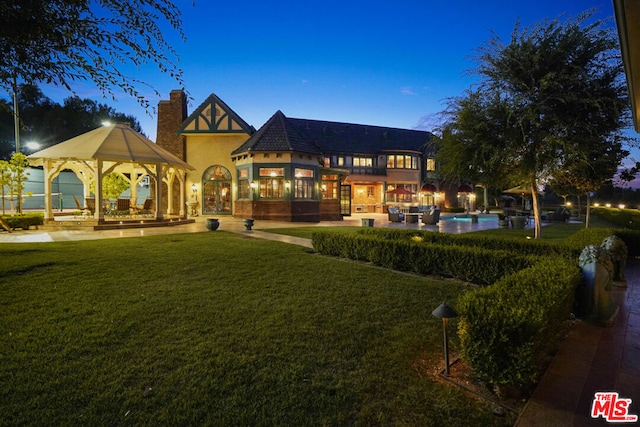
(288, 118, 432, 154)
(231, 111, 322, 155)
(231, 110, 433, 156)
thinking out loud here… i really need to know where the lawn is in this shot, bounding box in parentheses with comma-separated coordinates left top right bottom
(0, 232, 512, 426)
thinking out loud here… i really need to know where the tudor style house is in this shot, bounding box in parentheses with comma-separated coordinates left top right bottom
(156, 90, 458, 222)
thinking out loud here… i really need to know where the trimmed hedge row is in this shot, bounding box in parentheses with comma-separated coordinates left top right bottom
(458, 258, 582, 390)
(591, 207, 640, 230)
(357, 227, 576, 258)
(312, 231, 538, 285)
(564, 227, 640, 256)
(0, 213, 44, 230)
(311, 227, 620, 392)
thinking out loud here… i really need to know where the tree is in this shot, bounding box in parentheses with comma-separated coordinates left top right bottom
(0, 0, 188, 110)
(438, 11, 633, 238)
(7, 152, 30, 215)
(435, 89, 518, 208)
(0, 84, 142, 158)
(90, 172, 130, 201)
(551, 135, 633, 227)
(0, 159, 9, 214)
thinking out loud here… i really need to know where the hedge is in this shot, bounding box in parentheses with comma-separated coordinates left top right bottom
(591, 207, 640, 230)
(310, 227, 614, 392)
(356, 228, 576, 258)
(564, 227, 640, 256)
(0, 213, 44, 230)
(457, 258, 582, 390)
(312, 231, 537, 285)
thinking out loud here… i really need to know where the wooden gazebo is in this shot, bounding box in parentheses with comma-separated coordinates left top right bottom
(27, 123, 194, 223)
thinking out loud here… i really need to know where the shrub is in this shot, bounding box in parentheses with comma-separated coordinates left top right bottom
(312, 230, 538, 285)
(591, 207, 640, 230)
(457, 258, 581, 390)
(1, 213, 44, 230)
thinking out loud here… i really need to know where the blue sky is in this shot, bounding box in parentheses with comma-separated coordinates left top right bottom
(34, 0, 616, 138)
(32, 0, 638, 175)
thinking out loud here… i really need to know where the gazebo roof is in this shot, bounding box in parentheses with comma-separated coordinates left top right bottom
(28, 123, 193, 170)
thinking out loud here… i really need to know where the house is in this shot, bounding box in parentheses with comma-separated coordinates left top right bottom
(156, 90, 460, 221)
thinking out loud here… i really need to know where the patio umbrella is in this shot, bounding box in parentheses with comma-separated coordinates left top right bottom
(387, 187, 414, 195)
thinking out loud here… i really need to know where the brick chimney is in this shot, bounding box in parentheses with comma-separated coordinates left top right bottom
(156, 90, 187, 160)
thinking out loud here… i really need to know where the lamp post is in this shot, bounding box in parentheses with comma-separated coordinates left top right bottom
(432, 302, 458, 376)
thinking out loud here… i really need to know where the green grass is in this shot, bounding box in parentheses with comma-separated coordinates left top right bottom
(0, 232, 512, 426)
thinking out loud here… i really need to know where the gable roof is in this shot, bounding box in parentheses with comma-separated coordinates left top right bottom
(178, 93, 255, 135)
(231, 110, 322, 155)
(288, 117, 431, 154)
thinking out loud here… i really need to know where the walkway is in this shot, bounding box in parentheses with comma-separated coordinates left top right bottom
(515, 260, 640, 426)
(0, 212, 509, 244)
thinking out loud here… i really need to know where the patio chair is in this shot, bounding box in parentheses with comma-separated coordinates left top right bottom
(84, 198, 96, 214)
(136, 198, 154, 217)
(113, 198, 131, 217)
(421, 207, 440, 225)
(387, 206, 404, 222)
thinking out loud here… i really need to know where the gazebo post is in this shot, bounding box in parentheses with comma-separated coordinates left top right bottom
(42, 160, 54, 221)
(95, 159, 105, 221)
(155, 163, 164, 220)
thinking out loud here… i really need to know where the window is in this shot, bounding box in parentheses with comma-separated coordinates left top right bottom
(353, 157, 373, 167)
(324, 157, 331, 167)
(426, 157, 436, 171)
(386, 154, 419, 169)
(294, 168, 314, 199)
(321, 174, 339, 199)
(259, 168, 284, 198)
(386, 155, 395, 168)
(238, 180, 250, 199)
(237, 169, 250, 199)
(337, 157, 344, 166)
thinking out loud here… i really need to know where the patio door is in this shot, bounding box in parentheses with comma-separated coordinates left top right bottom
(340, 185, 351, 216)
(202, 165, 232, 215)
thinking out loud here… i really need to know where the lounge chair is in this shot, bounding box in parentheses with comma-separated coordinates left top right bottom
(388, 207, 405, 222)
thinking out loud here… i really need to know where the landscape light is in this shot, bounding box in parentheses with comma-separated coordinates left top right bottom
(432, 302, 458, 376)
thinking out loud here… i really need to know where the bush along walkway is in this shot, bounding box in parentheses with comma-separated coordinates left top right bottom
(515, 257, 640, 426)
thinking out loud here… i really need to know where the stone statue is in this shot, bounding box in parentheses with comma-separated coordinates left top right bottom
(578, 245, 617, 326)
(601, 235, 627, 284)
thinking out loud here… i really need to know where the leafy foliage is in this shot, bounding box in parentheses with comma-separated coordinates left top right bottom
(0, 85, 142, 159)
(0, 0, 187, 109)
(437, 11, 633, 238)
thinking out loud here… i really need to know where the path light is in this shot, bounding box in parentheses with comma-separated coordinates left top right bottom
(432, 302, 458, 376)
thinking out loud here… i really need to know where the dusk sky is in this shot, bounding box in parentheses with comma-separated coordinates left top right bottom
(28, 0, 638, 172)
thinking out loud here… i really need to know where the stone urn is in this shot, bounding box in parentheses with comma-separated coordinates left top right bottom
(205, 218, 220, 231)
(243, 218, 255, 231)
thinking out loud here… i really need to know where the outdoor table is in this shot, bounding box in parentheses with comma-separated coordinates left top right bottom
(406, 213, 420, 223)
